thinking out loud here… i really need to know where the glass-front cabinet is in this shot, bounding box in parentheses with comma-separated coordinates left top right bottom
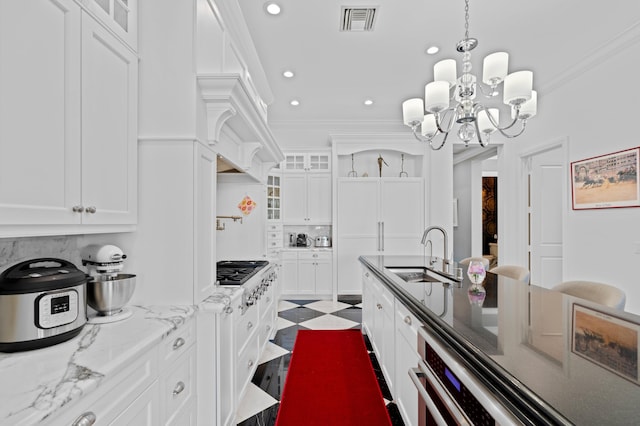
(267, 174, 281, 221)
(283, 152, 330, 172)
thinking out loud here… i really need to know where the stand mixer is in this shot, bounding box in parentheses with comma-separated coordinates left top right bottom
(81, 244, 136, 323)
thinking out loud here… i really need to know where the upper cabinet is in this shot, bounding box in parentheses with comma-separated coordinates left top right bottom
(80, 0, 138, 50)
(283, 153, 331, 172)
(0, 0, 138, 236)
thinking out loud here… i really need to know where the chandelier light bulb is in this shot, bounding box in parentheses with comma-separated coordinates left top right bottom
(421, 114, 438, 138)
(434, 59, 457, 88)
(402, 98, 424, 125)
(478, 108, 499, 134)
(517, 90, 537, 119)
(482, 52, 509, 85)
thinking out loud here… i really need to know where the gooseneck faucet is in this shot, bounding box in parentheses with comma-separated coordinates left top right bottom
(421, 226, 449, 266)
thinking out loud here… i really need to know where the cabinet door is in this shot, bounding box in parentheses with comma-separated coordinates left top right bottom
(110, 381, 159, 425)
(337, 179, 379, 237)
(280, 258, 298, 294)
(337, 237, 377, 294)
(307, 173, 332, 223)
(380, 179, 424, 254)
(297, 260, 317, 294)
(0, 0, 81, 224)
(195, 143, 216, 303)
(282, 174, 307, 223)
(314, 259, 333, 294)
(81, 13, 138, 224)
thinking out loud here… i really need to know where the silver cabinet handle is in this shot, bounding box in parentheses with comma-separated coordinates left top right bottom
(85, 206, 97, 214)
(247, 321, 253, 331)
(381, 221, 385, 251)
(365, 272, 370, 277)
(72, 205, 84, 213)
(173, 337, 185, 350)
(173, 381, 185, 396)
(376, 303, 382, 310)
(408, 368, 450, 426)
(404, 316, 412, 325)
(72, 412, 96, 426)
(248, 360, 254, 369)
(224, 305, 233, 314)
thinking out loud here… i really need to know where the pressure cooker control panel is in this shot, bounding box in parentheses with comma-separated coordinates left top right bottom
(35, 290, 79, 329)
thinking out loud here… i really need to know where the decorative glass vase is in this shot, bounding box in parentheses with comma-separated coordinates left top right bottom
(466, 260, 486, 285)
(467, 284, 486, 306)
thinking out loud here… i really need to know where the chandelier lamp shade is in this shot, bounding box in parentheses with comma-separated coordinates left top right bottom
(402, 0, 537, 150)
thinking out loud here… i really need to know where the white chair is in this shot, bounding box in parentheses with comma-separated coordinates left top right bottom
(458, 257, 490, 270)
(489, 265, 530, 284)
(552, 280, 626, 310)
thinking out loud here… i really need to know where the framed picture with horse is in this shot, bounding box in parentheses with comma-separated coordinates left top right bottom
(571, 147, 639, 210)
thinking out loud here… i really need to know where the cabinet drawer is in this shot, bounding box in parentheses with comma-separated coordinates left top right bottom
(298, 251, 331, 261)
(51, 348, 158, 425)
(259, 285, 276, 320)
(267, 223, 283, 232)
(162, 347, 195, 425)
(280, 251, 298, 260)
(159, 319, 195, 368)
(236, 304, 259, 354)
(396, 300, 420, 348)
(236, 335, 259, 398)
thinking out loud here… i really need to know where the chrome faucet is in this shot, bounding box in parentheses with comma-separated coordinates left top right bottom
(421, 226, 449, 266)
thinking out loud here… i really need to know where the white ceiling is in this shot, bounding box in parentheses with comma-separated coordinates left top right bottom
(238, 0, 640, 128)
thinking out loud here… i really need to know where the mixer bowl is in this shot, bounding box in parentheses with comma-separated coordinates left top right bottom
(87, 274, 136, 316)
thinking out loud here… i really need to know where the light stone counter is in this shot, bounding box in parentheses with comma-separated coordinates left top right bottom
(0, 305, 196, 425)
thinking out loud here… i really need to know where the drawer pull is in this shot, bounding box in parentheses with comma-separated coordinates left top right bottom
(173, 381, 185, 396)
(404, 316, 412, 325)
(173, 337, 185, 350)
(247, 321, 253, 331)
(85, 206, 97, 214)
(248, 360, 254, 369)
(72, 412, 96, 426)
(72, 205, 84, 213)
(224, 305, 233, 314)
(376, 303, 382, 310)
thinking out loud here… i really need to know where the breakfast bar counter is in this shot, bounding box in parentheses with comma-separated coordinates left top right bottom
(360, 254, 640, 425)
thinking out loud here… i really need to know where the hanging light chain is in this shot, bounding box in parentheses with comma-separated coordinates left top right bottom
(464, 0, 470, 41)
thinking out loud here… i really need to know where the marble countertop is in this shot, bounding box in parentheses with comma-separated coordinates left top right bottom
(0, 305, 196, 426)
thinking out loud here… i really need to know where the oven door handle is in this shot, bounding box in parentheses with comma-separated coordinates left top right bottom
(409, 359, 471, 426)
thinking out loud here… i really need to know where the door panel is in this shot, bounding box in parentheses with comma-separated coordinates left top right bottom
(337, 179, 379, 237)
(529, 147, 564, 288)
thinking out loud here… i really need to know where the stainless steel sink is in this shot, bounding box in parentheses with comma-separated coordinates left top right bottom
(386, 267, 443, 283)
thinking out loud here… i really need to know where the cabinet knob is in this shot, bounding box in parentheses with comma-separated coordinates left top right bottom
(173, 381, 186, 396)
(376, 303, 382, 310)
(72, 412, 96, 426)
(72, 205, 84, 213)
(248, 359, 254, 369)
(85, 206, 97, 214)
(247, 321, 253, 331)
(404, 316, 412, 325)
(224, 305, 233, 315)
(173, 337, 185, 350)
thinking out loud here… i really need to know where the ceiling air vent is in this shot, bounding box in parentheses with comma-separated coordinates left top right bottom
(340, 7, 377, 31)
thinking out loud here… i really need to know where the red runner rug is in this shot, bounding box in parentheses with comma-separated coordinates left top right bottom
(275, 329, 392, 426)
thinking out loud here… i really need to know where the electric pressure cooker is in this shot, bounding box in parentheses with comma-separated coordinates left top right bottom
(0, 258, 88, 352)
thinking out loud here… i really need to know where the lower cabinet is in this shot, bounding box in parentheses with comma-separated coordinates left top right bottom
(281, 250, 332, 297)
(362, 267, 419, 426)
(48, 319, 196, 426)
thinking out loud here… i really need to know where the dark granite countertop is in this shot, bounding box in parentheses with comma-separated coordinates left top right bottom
(360, 254, 640, 426)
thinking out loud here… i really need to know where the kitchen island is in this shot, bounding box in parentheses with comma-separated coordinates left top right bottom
(360, 255, 640, 425)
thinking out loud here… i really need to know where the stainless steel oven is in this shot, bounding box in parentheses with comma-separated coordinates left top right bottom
(408, 326, 520, 425)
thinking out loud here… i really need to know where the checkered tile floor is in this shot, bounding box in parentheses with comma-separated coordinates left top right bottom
(237, 297, 405, 426)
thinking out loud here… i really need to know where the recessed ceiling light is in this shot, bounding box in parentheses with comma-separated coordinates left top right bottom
(283, 70, 294, 78)
(290, 100, 300, 106)
(426, 46, 439, 55)
(364, 99, 374, 106)
(265, 2, 281, 15)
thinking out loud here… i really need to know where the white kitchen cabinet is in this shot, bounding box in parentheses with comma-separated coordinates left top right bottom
(110, 381, 159, 425)
(281, 250, 332, 297)
(395, 300, 421, 426)
(337, 178, 424, 294)
(80, 0, 138, 50)
(282, 172, 332, 224)
(0, 1, 137, 234)
(283, 152, 330, 172)
(266, 174, 282, 221)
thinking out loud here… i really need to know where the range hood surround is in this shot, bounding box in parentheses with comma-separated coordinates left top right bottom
(197, 74, 283, 182)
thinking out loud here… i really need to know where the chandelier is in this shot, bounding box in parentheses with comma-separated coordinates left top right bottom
(402, 0, 537, 150)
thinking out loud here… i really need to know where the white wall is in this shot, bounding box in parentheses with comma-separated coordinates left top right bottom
(500, 36, 640, 315)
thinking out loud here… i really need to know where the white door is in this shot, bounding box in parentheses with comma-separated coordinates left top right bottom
(0, 0, 81, 224)
(528, 146, 564, 288)
(81, 14, 138, 224)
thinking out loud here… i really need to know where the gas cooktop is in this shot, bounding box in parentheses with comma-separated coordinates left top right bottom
(216, 260, 269, 286)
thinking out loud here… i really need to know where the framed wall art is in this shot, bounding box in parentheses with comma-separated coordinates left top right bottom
(572, 304, 639, 384)
(571, 147, 639, 210)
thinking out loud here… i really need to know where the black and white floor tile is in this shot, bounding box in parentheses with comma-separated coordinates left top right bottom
(236, 297, 405, 426)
